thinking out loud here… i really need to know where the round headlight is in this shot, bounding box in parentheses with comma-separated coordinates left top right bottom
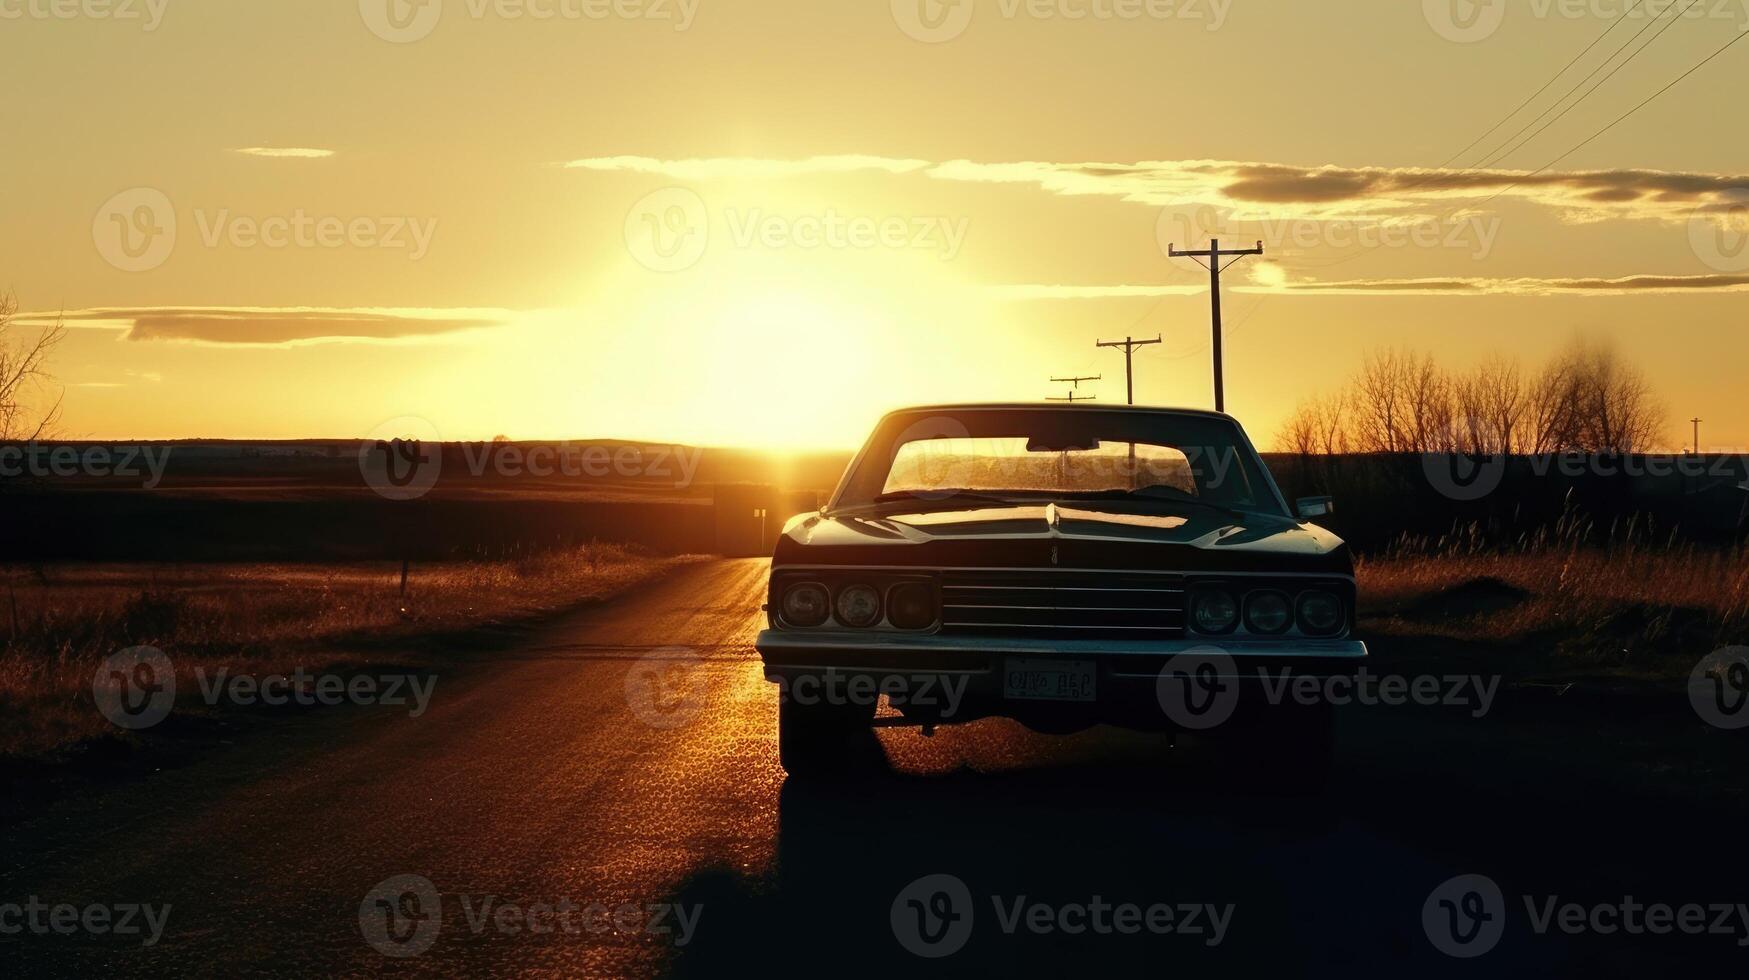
(887, 582, 937, 630)
(1244, 591, 1292, 634)
(1297, 590, 1344, 635)
(834, 584, 882, 628)
(780, 582, 830, 627)
(1190, 589, 1239, 634)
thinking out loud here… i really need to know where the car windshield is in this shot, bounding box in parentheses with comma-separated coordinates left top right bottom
(834, 408, 1285, 516)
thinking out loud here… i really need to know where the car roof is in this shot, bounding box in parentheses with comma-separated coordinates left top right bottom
(880, 402, 1238, 422)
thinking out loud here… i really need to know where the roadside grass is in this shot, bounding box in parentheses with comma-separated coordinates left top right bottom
(0, 543, 703, 760)
(1358, 518, 1749, 679)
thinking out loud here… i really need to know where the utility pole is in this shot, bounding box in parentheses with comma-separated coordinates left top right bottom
(1047, 391, 1097, 402)
(1051, 374, 1101, 390)
(1692, 417, 1703, 455)
(1094, 336, 1161, 405)
(1166, 238, 1264, 413)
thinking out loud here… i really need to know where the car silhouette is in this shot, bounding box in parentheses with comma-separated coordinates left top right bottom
(755, 403, 1366, 783)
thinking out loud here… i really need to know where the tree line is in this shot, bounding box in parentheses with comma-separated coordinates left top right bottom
(1277, 338, 1666, 456)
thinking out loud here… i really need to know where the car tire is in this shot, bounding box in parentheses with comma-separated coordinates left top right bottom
(777, 696, 880, 778)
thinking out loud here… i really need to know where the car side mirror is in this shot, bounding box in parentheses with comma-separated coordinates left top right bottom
(1296, 496, 1334, 519)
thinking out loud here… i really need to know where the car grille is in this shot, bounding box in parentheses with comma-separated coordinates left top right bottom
(938, 569, 1187, 640)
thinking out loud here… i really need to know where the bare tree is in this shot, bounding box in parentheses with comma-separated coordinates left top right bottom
(1575, 341, 1661, 453)
(1277, 400, 1320, 455)
(0, 293, 65, 441)
(1352, 348, 1411, 453)
(1476, 355, 1526, 454)
(1525, 338, 1663, 453)
(1402, 352, 1454, 452)
(1314, 391, 1351, 455)
(1526, 356, 1579, 454)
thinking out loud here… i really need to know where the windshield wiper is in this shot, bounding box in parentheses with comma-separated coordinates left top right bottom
(1056, 485, 1248, 520)
(873, 489, 1024, 506)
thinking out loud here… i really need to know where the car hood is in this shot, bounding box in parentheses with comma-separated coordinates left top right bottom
(773, 502, 1351, 575)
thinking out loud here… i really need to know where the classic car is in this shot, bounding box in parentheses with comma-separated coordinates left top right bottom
(755, 403, 1367, 781)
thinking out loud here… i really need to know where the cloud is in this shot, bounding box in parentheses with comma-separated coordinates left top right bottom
(566, 153, 1749, 224)
(21, 307, 511, 346)
(992, 273, 1749, 299)
(987, 284, 1207, 300)
(937, 159, 1749, 223)
(1263, 273, 1749, 296)
(562, 154, 931, 179)
(233, 147, 335, 159)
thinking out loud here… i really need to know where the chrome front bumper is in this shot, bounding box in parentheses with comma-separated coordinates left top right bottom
(755, 630, 1367, 678)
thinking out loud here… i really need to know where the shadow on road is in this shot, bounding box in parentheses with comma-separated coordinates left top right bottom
(662, 702, 1749, 977)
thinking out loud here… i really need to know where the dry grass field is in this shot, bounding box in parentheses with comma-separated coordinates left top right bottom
(0, 543, 700, 759)
(1359, 519, 1749, 679)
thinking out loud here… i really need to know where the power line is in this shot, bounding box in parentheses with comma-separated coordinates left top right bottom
(1470, 0, 1701, 171)
(1094, 335, 1162, 405)
(1439, 0, 1648, 170)
(1475, 24, 1749, 207)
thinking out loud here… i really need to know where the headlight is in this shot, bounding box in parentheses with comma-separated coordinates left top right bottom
(1189, 589, 1239, 634)
(1297, 590, 1344, 635)
(780, 582, 830, 627)
(834, 584, 883, 628)
(887, 582, 937, 630)
(1244, 591, 1292, 634)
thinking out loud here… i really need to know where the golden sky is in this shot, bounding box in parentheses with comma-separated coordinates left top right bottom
(4, 0, 1748, 450)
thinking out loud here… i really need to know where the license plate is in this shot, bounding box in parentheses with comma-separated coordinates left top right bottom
(1003, 658, 1097, 702)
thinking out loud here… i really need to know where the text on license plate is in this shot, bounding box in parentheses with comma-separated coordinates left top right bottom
(1003, 658, 1097, 702)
